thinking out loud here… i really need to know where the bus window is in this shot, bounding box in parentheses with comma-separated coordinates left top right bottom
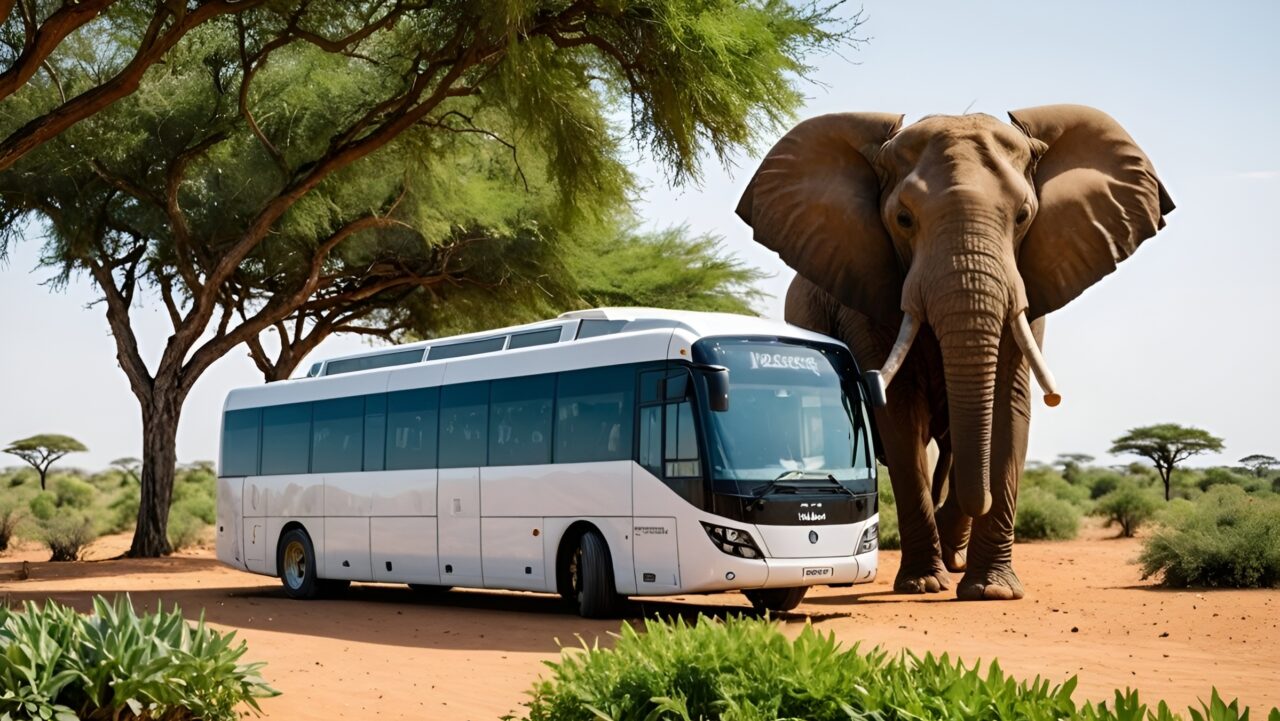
(312, 396, 364, 473)
(664, 401, 700, 478)
(261, 403, 311, 475)
(363, 394, 386, 471)
(555, 366, 634, 463)
(221, 408, 260, 476)
(386, 388, 439, 470)
(439, 382, 488, 467)
(489, 375, 554, 466)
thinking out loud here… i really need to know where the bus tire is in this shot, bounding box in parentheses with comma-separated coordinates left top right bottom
(743, 586, 807, 613)
(574, 530, 621, 618)
(277, 528, 322, 600)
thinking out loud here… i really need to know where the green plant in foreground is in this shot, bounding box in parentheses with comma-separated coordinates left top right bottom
(1140, 485, 1280, 588)
(516, 615, 1279, 721)
(0, 595, 277, 720)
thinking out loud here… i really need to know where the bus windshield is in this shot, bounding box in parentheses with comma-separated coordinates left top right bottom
(697, 339, 874, 495)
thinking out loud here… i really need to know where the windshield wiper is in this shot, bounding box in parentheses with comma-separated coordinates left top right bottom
(753, 470, 855, 498)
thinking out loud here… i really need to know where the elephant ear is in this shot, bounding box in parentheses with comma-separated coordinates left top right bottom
(1010, 104, 1175, 319)
(736, 112, 905, 325)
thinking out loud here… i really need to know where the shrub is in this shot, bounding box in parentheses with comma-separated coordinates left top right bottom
(39, 511, 98, 561)
(517, 614, 1277, 721)
(1023, 467, 1090, 507)
(0, 595, 278, 720)
(168, 506, 209, 552)
(1015, 486, 1080, 542)
(1093, 483, 1162, 538)
(876, 466, 899, 550)
(51, 474, 96, 509)
(107, 486, 141, 534)
(28, 491, 56, 521)
(1140, 485, 1280, 588)
(0, 500, 22, 552)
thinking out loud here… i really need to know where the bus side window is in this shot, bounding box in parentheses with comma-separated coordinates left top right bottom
(638, 405, 662, 476)
(664, 402, 699, 478)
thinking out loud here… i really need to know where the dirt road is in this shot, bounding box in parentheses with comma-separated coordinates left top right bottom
(3, 522, 1278, 720)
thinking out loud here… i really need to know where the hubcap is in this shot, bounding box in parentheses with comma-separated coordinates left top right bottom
(284, 540, 307, 589)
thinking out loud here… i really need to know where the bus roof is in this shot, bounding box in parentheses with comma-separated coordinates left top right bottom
(223, 308, 847, 411)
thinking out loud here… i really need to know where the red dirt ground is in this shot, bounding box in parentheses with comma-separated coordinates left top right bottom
(2, 520, 1278, 720)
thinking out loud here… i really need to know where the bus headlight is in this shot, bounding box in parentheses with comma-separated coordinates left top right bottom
(857, 522, 878, 554)
(701, 522, 764, 560)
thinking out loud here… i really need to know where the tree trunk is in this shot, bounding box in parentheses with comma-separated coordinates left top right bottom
(128, 391, 182, 557)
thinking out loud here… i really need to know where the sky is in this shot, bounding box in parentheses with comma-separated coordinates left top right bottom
(1, 1, 1278, 472)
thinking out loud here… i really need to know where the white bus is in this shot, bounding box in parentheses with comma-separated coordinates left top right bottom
(215, 308, 879, 617)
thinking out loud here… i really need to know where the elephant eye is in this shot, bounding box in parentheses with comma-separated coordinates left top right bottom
(896, 210, 914, 230)
(1015, 206, 1031, 225)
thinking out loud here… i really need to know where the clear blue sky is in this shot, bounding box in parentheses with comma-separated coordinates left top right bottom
(2, 1, 1277, 471)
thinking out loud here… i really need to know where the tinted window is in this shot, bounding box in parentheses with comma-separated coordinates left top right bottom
(490, 375, 555, 466)
(364, 394, 387, 471)
(261, 403, 311, 475)
(439, 382, 488, 467)
(312, 397, 364, 473)
(386, 388, 439, 470)
(664, 401, 699, 477)
(324, 348, 424, 376)
(508, 328, 561, 349)
(638, 405, 662, 476)
(556, 366, 634, 463)
(576, 319, 627, 339)
(221, 408, 260, 476)
(427, 337, 505, 360)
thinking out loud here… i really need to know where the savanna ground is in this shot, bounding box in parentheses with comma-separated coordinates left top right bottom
(3, 518, 1277, 721)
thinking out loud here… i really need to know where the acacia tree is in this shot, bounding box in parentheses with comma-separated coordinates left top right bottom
(1, 1, 854, 556)
(1238, 454, 1277, 478)
(3, 433, 86, 489)
(0, 0, 263, 170)
(1110, 424, 1225, 501)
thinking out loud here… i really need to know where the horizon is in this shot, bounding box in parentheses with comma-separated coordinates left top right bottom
(2, 1, 1277, 471)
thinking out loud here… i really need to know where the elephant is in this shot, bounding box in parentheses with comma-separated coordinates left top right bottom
(736, 105, 1173, 600)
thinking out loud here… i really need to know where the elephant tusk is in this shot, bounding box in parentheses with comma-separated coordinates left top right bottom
(879, 312, 920, 388)
(1012, 311, 1061, 407)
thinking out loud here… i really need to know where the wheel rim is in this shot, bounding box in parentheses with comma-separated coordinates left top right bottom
(283, 540, 307, 589)
(569, 546, 583, 603)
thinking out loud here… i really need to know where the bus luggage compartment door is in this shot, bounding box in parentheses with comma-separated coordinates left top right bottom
(633, 517, 680, 592)
(438, 468, 482, 587)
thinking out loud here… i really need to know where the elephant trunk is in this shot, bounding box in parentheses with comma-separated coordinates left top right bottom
(921, 244, 1014, 519)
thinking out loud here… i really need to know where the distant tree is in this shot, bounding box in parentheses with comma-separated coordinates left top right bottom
(1054, 453, 1095, 469)
(3, 433, 86, 489)
(1109, 424, 1225, 501)
(111, 457, 141, 484)
(1238, 454, 1278, 478)
(1, 1, 855, 557)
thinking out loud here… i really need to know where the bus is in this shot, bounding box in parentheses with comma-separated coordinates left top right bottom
(215, 308, 879, 617)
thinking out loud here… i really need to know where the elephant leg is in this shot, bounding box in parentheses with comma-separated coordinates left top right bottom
(876, 395, 950, 594)
(957, 323, 1035, 600)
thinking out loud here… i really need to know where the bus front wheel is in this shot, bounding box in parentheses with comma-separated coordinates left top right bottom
(744, 586, 807, 613)
(569, 529, 621, 618)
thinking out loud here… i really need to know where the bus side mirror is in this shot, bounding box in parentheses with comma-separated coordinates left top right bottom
(862, 370, 887, 408)
(699, 365, 730, 412)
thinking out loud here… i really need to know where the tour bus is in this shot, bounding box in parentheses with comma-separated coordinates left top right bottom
(215, 308, 879, 617)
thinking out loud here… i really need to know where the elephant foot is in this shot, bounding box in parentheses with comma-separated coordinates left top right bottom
(941, 544, 967, 573)
(893, 562, 951, 594)
(957, 565, 1024, 601)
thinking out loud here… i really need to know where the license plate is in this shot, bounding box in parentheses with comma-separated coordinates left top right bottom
(802, 567, 834, 579)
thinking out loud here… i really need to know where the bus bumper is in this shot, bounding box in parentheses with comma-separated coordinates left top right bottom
(760, 549, 876, 588)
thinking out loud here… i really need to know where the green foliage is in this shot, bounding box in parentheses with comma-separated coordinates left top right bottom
(167, 507, 206, 552)
(2, 434, 87, 489)
(1198, 467, 1270, 495)
(515, 614, 1276, 721)
(50, 474, 95, 510)
(38, 511, 98, 562)
(1140, 485, 1280, 588)
(0, 498, 22, 552)
(876, 464, 899, 550)
(28, 492, 56, 521)
(0, 595, 277, 721)
(1022, 466, 1092, 507)
(1110, 424, 1225, 500)
(1015, 486, 1081, 542)
(1093, 483, 1163, 539)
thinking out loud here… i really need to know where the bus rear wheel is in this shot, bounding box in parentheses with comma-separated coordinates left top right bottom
(569, 530, 621, 619)
(277, 528, 348, 599)
(744, 586, 807, 613)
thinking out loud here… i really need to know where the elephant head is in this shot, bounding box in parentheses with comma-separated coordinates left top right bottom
(737, 105, 1173, 519)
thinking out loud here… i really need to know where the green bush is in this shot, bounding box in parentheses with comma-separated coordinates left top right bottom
(1198, 467, 1270, 495)
(876, 466, 899, 550)
(28, 491, 57, 521)
(107, 486, 141, 534)
(0, 500, 23, 552)
(51, 474, 96, 509)
(0, 595, 277, 720)
(1140, 485, 1280, 588)
(516, 615, 1277, 721)
(39, 511, 98, 562)
(1093, 483, 1162, 538)
(168, 506, 209, 552)
(1015, 486, 1081, 542)
(1022, 467, 1090, 507)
